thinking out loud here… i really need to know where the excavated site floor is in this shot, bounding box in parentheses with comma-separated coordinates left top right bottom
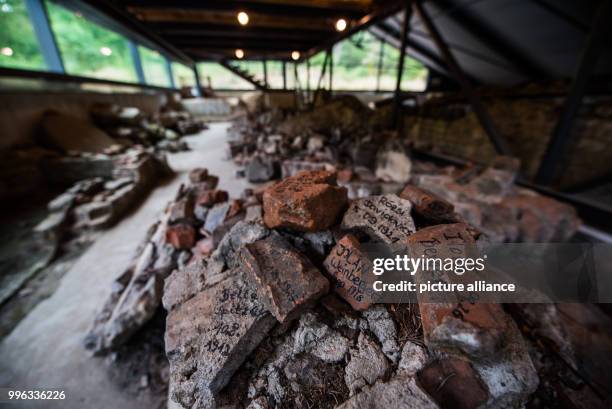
(0, 123, 252, 409)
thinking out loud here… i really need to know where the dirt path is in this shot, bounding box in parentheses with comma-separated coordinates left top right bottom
(0, 123, 252, 409)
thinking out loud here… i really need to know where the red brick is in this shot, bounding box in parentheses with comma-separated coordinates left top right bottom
(165, 223, 196, 250)
(188, 167, 208, 184)
(263, 170, 348, 232)
(195, 189, 229, 207)
(399, 184, 454, 222)
(323, 234, 376, 311)
(418, 358, 489, 409)
(239, 233, 329, 322)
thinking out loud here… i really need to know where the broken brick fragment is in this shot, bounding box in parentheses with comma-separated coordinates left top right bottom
(341, 194, 415, 244)
(418, 358, 489, 409)
(195, 189, 229, 207)
(188, 167, 208, 184)
(263, 169, 348, 232)
(194, 236, 214, 257)
(239, 233, 329, 322)
(337, 168, 354, 183)
(168, 196, 194, 224)
(399, 184, 455, 222)
(165, 223, 195, 250)
(407, 223, 510, 359)
(323, 234, 376, 311)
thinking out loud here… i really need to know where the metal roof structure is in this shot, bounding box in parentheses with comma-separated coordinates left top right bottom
(84, 0, 612, 86)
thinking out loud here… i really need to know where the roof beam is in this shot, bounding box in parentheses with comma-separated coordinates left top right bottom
(413, 0, 511, 155)
(535, 0, 612, 185)
(129, 7, 339, 31)
(123, 0, 367, 19)
(304, 0, 405, 59)
(425, 0, 550, 79)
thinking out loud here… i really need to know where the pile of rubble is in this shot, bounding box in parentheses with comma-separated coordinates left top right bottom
(84, 167, 245, 354)
(34, 147, 173, 260)
(226, 98, 579, 245)
(86, 162, 612, 408)
(89, 102, 207, 153)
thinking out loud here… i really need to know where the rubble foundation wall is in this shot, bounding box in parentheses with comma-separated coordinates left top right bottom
(406, 93, 612, 189)
(0, 91, 164, 150)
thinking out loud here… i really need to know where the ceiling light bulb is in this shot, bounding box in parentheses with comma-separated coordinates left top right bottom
(237, 11, 249, 25)
(235, 49, 244, 59)
(291, 51, 300, 61)
(335, 18, 347, 32)
(1, 47, 13, 57)
(99, 46, 112, 56)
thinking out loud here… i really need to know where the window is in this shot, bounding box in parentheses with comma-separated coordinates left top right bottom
(171, 61, 196, 88)
(46, 0, 137, 82)
(265, 60, 284, 89)
(139, 46, 170, 87)
(308, 51, 328, 90)
(380, 42, 428, 92)
(233, 60, 264, 84)
(197, 62, 255, 90)
(323, 29, 427, 92)
(0, 0, 46, 70)
(285, 62, 296, 90)
(332, 31, 379, 91)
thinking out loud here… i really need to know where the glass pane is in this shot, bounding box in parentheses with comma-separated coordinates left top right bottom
(197, 62, 255, 90)
(379, 41, 428, 92)
(233, 60, 264, 83)
(266, 60, 284, 89)
(139, 45, 170, 87)
(0, 0, 46, 70)
(332, 31, 379, 91)
(46, 0, 137, 82)
(308, 51, 327, 91)
(285, 62, 296, 90)
(171, 61, 196, 88)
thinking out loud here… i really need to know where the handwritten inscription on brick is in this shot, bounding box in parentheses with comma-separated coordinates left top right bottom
(165, 270, 275, 399)
(341, 194, 416, 244)
(323, 234, 377, 310)
(406, 223, 508, 358)
(239, 233, 329, 322)
(263, 170, 348, 232)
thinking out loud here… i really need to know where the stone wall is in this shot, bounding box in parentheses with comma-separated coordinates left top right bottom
(0, 91, 164, 150)
(406, 91, 612, 189)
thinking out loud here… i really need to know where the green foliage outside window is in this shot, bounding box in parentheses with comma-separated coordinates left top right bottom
(329, 30, 427, 91)
(46, 0, 137, 82)
(197, 62, 255, 90)
(139, 46, 170, 87)
(171, 61, 196, 88)
(265, 60, 284, 89)
(0, 0, 46, 70)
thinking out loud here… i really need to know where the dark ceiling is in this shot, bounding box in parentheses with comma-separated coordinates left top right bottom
(88, 0, 398, 61)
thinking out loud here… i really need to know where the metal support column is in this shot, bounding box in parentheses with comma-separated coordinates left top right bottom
(282, 61, 287, 90)
(328, 48, 333, 91)
(376, 39, 385, 92)
(25, 0, 64, 73)
(165, 57, 176, 88)
(414, 0, 511, 155)
(535, 0, 612, 185)
(312, 50, 331, 107)
(193, 63, 202, 96)
(391, 2, 411, 128)
(306, 59, 311, 102)
(129, 40, 145, 84)
(263, 59, 268, 88)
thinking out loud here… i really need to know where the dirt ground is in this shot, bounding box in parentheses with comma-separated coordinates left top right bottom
(0, 123, 254, 409)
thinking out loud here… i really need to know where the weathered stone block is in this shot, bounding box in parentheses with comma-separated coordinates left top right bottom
(341, 194, 415, 244)
(239, 233, 329, 322)
(263, 169, 347, 232)
(323, 234, 376, 310)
